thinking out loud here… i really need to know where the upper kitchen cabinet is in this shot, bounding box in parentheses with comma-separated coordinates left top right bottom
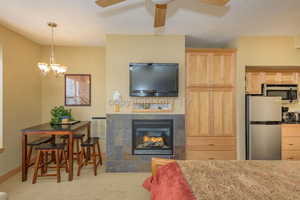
(246, 67, 300, 94)
(246, 72, 265, 94)
(186, 49, 236, 88)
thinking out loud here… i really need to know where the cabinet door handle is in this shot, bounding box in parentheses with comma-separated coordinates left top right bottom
(208, 144, 215, 146)
(208, 158, 215, 160)
(287, 157, 294, 160)
(289, 144, 294, 146)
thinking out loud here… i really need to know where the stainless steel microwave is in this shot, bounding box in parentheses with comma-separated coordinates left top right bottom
(262, 84, 298, 103)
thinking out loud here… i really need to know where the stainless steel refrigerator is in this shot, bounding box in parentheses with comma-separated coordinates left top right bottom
(246, 95, 282, 160)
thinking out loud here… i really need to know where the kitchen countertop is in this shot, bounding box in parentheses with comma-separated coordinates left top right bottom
(281, 122, 300, 124)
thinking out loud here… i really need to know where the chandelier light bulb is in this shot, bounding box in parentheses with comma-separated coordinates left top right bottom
(37, 62, 50, 76)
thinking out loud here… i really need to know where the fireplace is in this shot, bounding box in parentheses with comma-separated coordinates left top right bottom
(132, 120, 173, 155)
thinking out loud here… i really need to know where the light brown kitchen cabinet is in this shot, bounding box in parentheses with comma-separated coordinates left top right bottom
(246, 72, 265, 94)
(186, 52, 210, 87)
(246, 71, 299, 94)
(186, 88, 235, 137)
(211, 88, 235, 137)
(186, 88, 210, 137)
(186, 49, 236, 160)
(210, 53, 235, 87)
(186, 51, 235, 88)
(281, 124, 300, 160)
(281, 72, 297, 84)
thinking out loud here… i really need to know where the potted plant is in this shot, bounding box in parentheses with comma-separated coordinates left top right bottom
(50, 106, 74, 124)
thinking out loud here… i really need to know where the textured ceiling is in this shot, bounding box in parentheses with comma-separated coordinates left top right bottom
(0, 0, 299, 47)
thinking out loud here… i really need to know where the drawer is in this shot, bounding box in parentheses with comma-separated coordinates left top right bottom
(186, 150, 236, 160)
(281, 125, 300, 137)
(186, 137, 236, 151)
(282, 137, 300, 150)
(282, 151, 300, 160)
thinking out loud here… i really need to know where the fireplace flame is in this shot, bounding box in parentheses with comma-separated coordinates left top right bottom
(143, 136, 163, 144)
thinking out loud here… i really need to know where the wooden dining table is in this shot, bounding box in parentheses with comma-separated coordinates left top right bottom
(21, 121, 91, 182)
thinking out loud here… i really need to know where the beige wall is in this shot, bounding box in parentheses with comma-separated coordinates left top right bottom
(40, 46, 106, 122)
(0, 25, 42, 176)
(230, 36, 300, 160)
(106, 35, 185, 114)
(0, 47, 3, 148)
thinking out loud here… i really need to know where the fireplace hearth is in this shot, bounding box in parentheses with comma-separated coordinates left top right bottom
(132, 120, 173, 155)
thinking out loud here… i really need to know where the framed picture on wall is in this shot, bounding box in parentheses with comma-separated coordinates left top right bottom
(65, 74, 91, 106)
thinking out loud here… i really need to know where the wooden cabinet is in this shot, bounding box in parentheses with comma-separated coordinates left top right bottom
(211, 89, 235, 137)
(186, 51, 235, 88)
(210, 53, 235, 87)
(186, 52, 210, 87)
(186, 49, 236, 160)
(186, 88, 235, 137)
(186, 88, 210, 137)
(281, 124, 300, 160)
(246, 72, 265, 94)
(246, 71, 300, 94)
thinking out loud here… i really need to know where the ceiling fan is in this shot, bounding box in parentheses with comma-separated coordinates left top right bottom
(95, 0, 230, 28)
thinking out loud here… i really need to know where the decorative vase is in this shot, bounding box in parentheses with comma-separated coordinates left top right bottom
(61, 116, 70, 124)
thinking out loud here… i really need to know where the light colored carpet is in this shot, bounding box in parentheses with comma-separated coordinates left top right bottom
(0, 165, 151, 200)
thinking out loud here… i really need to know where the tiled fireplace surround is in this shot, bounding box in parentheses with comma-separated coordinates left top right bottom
(106, 114, 185, 172)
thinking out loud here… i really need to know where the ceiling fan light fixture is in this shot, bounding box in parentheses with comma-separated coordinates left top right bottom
(152, 0, 173, 5)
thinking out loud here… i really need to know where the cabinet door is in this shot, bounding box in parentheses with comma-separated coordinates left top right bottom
(186, 53, 210, 87)
(280, 72, 297, 84)
(186, 88, 210, 137)
(211, 89, 235, 136)
(211, 53, 235, 87)
(264, 72, 281, 84)
(246, 72, 265, 94)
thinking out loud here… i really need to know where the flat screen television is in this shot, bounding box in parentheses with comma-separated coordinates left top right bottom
(129, 63, 179, 97)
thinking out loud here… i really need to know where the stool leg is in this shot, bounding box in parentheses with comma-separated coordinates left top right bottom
(32, 150, 42, 184)
(61, 150, 69, 173)
(96, 141, 103, 166)
(27, 146, 33, 167)
(40, 152, 45, 176)
(44, 152, 49, 174)
(76, 139, 80, 165)
(55, 150, 61, 183)
(92, 145, 97, 176)
(77, 148, 85, 176)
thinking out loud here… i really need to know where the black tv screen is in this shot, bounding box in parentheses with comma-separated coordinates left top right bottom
(129, 63, 179, 97)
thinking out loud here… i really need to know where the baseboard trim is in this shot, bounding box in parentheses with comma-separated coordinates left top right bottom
(0, 156, 37, 184)
(0, 166, 21, 184)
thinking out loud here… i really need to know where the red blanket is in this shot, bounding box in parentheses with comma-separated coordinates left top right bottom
(143, 162, 196, 200)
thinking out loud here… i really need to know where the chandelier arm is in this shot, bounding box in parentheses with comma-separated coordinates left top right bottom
(50, 25, 55, 65)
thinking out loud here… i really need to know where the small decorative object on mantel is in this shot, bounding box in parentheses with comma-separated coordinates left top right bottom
(133, 102, 172, 112)
(112, 91, 122, 112)
(50, 106, 79, 125)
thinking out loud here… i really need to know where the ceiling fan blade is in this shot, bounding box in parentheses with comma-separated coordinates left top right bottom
(154, 4, 167, 28)
(199, 0, 230, 6)
(96, 0, 126, 7)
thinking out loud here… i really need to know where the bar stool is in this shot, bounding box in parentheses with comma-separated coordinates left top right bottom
(32, 143, 69, 184)
(27, 137, 53, 168)
(77, 137, 103, 176)
(60, 134, 85, 164)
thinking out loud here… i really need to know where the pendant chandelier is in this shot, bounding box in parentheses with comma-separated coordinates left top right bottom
(37, 22, 67, 76)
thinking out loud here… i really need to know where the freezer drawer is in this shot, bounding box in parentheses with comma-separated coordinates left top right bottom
(249, 124, 281, 160)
